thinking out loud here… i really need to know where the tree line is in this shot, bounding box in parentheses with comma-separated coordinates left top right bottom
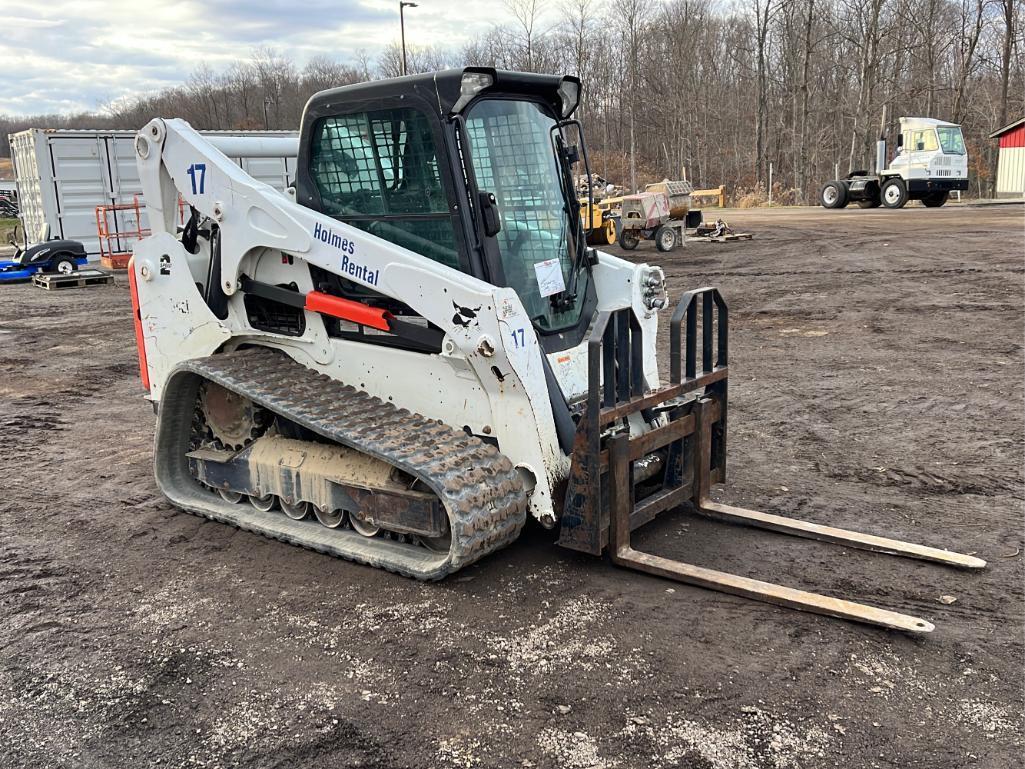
(1, 0, 1021, 201)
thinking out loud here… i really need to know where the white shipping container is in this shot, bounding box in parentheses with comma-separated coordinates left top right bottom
(9, 128, 300, 257)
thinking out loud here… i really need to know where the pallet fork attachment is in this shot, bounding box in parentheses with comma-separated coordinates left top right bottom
(560, 288, 985, 634)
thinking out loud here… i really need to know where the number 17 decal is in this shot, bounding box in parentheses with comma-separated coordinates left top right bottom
(510, 328, 526, 348)
(186, 163, 206, 195)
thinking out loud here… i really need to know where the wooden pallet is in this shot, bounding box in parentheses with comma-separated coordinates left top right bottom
(32, 269, 114, 290)
(688, 232, 754, 243)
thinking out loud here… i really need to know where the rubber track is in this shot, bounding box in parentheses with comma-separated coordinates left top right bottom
(154, 347, 528, 579)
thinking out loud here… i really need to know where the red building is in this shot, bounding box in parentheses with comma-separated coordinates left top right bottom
(989, 118, 1025, 198)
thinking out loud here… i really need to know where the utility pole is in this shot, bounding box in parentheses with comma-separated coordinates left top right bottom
(263, 97, 274, 130)
(399, 1, 418, 76)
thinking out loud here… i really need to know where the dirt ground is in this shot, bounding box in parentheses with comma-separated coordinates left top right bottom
(1, 205, 1022, 769)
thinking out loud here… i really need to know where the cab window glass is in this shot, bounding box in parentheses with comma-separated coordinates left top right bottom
(464, 99, 588, 332)
(910, 130, 938, 152)
(310, 108, 460, 269)
(937, 127, 966, 155)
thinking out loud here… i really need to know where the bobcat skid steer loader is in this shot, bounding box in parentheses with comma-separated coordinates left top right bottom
(129, 68, 983, 633)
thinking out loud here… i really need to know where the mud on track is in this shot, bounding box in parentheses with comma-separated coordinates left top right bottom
(0, 204, 1022, 768)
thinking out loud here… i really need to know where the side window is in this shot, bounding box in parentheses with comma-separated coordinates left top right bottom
(311, 115, 385, 210)
(909, 130, 938, 152)
(310, 108, 461, 270)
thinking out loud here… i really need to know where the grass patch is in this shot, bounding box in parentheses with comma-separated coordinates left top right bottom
(0, 218, 18, 243)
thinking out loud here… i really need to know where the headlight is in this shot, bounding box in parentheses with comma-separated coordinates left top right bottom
(558, 78, 581, 119)
(641, 267, 668, 311)
(452, 70, 494, 113)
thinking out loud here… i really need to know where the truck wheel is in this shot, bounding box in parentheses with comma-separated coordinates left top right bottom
(880, 178, 908, 209)
(820, 181, 848, 209)
(922, 192, 948, 208)
(654, 225, 678, 252)
(52, 257, 77, 274)
(620, 231, 640, 251)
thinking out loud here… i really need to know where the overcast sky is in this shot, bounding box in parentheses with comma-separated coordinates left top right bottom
(0, 0, 515, 116)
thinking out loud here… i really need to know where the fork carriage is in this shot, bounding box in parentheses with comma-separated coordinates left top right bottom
(559, 287, 984, 633)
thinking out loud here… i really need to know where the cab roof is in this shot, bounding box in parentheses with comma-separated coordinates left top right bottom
(302, 67, 576, 122)
(898, 117, 961, 129)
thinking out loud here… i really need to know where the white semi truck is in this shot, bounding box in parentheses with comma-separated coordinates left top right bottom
(821, 117, 968, 209)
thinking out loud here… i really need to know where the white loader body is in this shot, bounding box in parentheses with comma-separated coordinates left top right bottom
(131, 118, 665, 527)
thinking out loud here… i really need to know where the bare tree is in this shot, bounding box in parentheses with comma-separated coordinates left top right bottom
(951, 0, 989, 122)
(752, 0, 784, 186)
(2, 1, 1023, 205)
(990, 0, 1018, 193)
(377, 43, 452, 78)
(620, 0, 648, 192)
(846, 0, 885, 172)
(561, 0, 596, 79)
(504, 0, 547, 70)
(795, 0, 817, 200)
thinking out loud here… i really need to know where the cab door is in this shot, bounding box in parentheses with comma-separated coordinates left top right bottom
(902, 129, 937, 183)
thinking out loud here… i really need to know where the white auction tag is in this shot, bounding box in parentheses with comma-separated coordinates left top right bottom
(533, 258, 566, 298)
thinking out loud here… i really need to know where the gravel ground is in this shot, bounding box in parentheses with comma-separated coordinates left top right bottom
(1, 204, 1022, 768)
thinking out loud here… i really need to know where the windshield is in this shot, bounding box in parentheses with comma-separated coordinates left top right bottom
(937, 126, 966, 155)
(464, 99, 587, 332)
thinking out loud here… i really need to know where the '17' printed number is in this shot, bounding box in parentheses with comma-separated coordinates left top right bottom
(186, 163, 206, 195)
(510, 328, 525, 348)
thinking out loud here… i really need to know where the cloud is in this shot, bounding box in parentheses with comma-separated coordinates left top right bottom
(0, 0, 526, 115)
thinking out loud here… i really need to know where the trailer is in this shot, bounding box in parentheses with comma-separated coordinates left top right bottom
(8, 128, 299, 258)
(617, 186, 703, 252)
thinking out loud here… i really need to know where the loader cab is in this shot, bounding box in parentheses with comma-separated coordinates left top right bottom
(294, 67, 596, 353)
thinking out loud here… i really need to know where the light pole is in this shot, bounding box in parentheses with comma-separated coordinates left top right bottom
(263, 96, 274, 130)
(399, 1, 418, 76)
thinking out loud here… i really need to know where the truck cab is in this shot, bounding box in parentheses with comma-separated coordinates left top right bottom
(884, 117, 969, 204)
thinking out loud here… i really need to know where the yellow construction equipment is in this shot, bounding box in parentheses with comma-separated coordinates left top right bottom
(580, 198, 617, 246)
